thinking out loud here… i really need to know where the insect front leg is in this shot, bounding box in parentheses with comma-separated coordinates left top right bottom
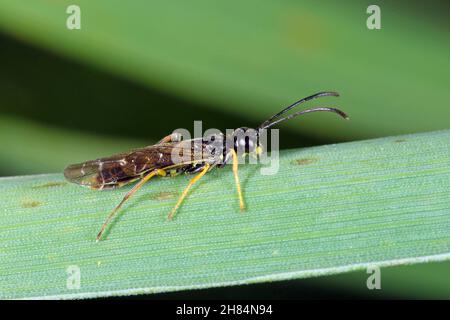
(230, 149, 245, 211)
(217, 149, 245, 211)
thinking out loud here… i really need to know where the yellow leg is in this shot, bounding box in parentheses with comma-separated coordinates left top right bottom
(230, 149, 245, 211)
(167, 163, 210, 220)
(96, 169, 166, 242)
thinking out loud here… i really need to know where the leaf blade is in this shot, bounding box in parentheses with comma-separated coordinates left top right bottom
(1, 130, 449, 299)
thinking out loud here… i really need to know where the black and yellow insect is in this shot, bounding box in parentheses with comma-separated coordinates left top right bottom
(64, 91, 349, 241)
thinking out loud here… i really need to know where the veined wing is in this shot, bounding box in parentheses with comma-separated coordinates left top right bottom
(64, 146, 171, 189)
(63, 139, 209, 189)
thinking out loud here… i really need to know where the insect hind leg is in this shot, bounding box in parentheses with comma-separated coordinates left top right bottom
(90, 177, 140, 190)
(96, 169, 166, 242)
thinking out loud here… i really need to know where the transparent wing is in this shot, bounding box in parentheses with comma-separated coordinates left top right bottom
(64, 139, 208, 189)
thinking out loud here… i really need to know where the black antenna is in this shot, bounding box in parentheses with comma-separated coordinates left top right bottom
(258, 91, 348, 130)
(259, 106, 348, 129)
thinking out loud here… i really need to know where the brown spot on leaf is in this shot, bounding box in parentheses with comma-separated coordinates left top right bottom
(292, 158, 318, 166)
(32, 181, 67, 189)
(394, 139, 406, 143)
(152, 191, 176, 201)
(22, 199, 42, 208)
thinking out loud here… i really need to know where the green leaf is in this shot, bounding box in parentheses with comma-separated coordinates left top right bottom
(1, 130, 449, 299)
(0, 0, 448, 140)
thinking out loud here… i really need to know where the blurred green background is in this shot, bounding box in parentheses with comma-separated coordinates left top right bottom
(0, 0, 448, 298)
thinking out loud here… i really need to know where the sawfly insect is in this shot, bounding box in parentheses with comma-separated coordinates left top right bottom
(64, 91, 349, 241)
